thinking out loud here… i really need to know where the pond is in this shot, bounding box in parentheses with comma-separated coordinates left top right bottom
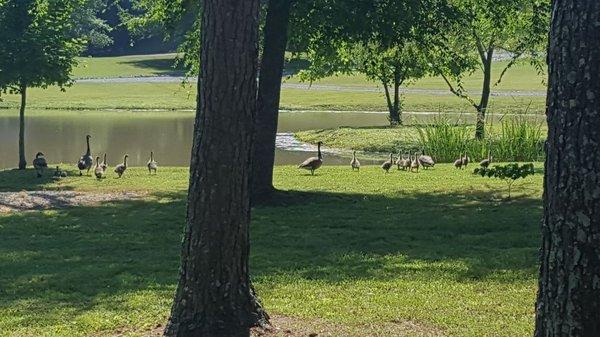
(0, 110, 392, 170)
(0, 110, 543, 170)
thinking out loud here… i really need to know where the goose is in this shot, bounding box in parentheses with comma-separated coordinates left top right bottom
(418, 149, 435, 169)
(53, 166, 67, 178)
(402, 154, 411, 170)
(77, 135, 93, 176)
(94, 156, 104, 179)
(147, 151, 158, 174)
(381, 153, 393, 173)
(100, 153, 108, 172)
(454, 156, 463, 169)
(461, 152, 470, 167)
(350, 151, 360, 171)
(32, 152, 48, 178)
(410, 153, 420, 173)
(480, 153, 493, 168)
(114, 154, 128, 178)
(395, 153, 403, 170)
(298, 141, 323, 175)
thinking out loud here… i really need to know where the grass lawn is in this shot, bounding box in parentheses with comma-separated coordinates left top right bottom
(74, 54, 184, 79)
(0, 83, 547, 114)
(0, 165, 543, 336)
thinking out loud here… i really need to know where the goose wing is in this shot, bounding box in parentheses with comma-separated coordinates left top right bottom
(299, 156, 320, 169)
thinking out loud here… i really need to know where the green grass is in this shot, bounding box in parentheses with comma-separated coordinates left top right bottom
(296, 119, 547, 161)
(0, 165, 543, 336)
(0, 83, 547, 114)
(74, 54, 184, 78)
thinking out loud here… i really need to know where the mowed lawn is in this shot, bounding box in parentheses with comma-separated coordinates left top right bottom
(0, 54, 547, 114)
(0, 165, 543, 336)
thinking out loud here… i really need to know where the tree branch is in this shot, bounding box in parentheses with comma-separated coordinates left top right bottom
(438, 71, 478, 109)
(495, 51, 523, 86)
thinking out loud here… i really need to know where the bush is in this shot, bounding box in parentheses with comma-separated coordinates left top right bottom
(474, 163, 536, 198)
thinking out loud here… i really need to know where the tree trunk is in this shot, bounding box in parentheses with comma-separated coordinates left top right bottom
(393, 78, 402, 126)
(164, 0, 268, 336)
(251, 0, 292, 202)
(18, 85, 27, 170)
(534, 1, 600, 336)
(383, 82, 399, 125)
(475, 48, 493, 140)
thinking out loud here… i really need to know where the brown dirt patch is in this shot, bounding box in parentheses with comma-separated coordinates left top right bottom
(124, 315, 445, 337)
(0, 191, 143, 213)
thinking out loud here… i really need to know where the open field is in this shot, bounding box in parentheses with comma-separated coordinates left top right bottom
(0, 83, 547, 114)
(0, 165, 542, 336)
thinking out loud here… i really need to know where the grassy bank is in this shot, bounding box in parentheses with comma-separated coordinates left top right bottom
(296, 117, 546, 162)
(0, 165, 542, 336)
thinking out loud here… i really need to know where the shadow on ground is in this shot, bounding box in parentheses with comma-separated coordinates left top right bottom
(0, 186, 541, 323)
(122, 58, 186, 77)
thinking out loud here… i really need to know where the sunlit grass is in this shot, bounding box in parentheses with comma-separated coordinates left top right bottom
(0, 165, 543, 336)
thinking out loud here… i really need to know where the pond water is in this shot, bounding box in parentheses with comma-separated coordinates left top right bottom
(0, 110, 544, 170)
(0, 110, 392, 170)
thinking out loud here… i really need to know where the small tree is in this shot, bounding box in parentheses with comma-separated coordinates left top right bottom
(474, 163, 535, 198)
(294, 0, 449, 126)
(429, 0, 550, 139)
(0, 0, 83, 169)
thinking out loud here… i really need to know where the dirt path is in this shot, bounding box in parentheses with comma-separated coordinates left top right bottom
(0, 191, 143, 213)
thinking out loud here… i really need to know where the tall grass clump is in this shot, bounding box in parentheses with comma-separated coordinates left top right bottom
(417, 115, 545, 162)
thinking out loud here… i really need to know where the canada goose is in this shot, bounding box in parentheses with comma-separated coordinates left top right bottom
(402, 154, 411, 170)
(94, 156, 104, 179)
(480, 153, 493, 168)
(298, 142, 323, 175)
(147, 151, 158, 174)
(461, 152, 470, 167)
(418, 149, 435, 169)
(410, 153, 420, 173)
(100, 153, 108, 172)
(114, 154, 128, 178)
(381, 153, 393, 173)
(453, 157, 463, 169)
(395, 153, 403, 170)
(350, 151, 360, 171)
(32, 152, 48, 178)
(77, 135, 93, 176)
(53, 166, 67, 178)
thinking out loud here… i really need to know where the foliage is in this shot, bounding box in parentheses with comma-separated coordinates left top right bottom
(0, 0, 85, 95)
(293, 0, 453, 124)
(125, 0, 199, 76)
(474, 162, 535, 198)
(427, 0, 551, 137)
(72, 0, 113, 49)
(416, 115, 544, 162)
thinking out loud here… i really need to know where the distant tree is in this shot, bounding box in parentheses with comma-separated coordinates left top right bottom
(0, 0, 84, 169)
(429, 0, 550, 139)
(164, 0, 269, 336)
(294, 0, 451, 125)
(534, 0, 600, 335)
(72, 0, 113, 49)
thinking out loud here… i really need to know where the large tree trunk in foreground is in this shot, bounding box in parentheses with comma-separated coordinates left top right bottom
(18, 85, 27, 170)
(251, 0, 292, 201)
(165, 0, 268, 336)
(534, 1, 600, 336)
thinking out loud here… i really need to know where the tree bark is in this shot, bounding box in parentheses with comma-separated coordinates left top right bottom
(475, 48, 493, 140)
(251, 0, 292, 201)
(383, 82, 400, 125)
(534, 1, 600, 336)
(164, 0, 268, 336)
(18, 85, 27, 170)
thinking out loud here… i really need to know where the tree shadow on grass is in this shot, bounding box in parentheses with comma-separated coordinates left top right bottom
(122, 58, 186, 77)
(0, 187, 541, 330)
(0, 168, 76, 192)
